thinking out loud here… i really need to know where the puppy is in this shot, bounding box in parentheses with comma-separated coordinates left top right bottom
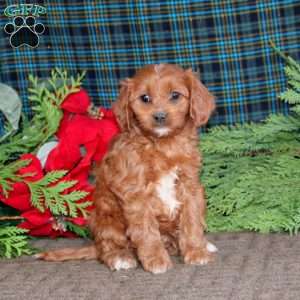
(37, 64, 217, 274)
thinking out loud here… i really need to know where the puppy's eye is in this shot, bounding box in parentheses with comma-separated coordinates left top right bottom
(170, 91, 181, 102)
(140, 94, 151, 103)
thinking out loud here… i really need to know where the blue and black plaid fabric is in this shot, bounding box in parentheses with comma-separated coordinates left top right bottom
(1, 0, 300, 129)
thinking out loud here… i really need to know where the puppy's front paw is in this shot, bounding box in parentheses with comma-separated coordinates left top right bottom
(142, 249, 173, 274)
(184, 247, 214, 265)
(206, 241, 218, 253)
(113, 256, 137, 271)
(103, 250, 138, 271)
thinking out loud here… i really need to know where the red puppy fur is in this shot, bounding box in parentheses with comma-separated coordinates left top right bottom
(36, 64, 217, 274)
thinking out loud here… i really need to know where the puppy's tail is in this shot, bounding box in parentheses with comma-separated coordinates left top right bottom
(34, 245, 97, 262)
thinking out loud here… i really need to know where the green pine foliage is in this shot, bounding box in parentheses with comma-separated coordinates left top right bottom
(202, 49, 300, 234)
(65, 221, 91, 238)
(0, 226, 34, 258)
(0, 70, 91, 257)
(27, 170, 91, 218)
(0, 159, 31, 197)
(0, 69, 85, 165)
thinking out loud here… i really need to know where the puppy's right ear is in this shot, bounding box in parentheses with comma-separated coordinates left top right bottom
(112, 79, 132, 131)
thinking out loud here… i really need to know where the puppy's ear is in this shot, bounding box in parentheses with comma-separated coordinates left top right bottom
(112, 79, 132, 131)
(186, 69, 215, 127)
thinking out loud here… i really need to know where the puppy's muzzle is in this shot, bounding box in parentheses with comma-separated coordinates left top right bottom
(153, 111, 167, 125)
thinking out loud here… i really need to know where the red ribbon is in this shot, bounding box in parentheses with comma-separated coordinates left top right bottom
(0, 89, 120, 237)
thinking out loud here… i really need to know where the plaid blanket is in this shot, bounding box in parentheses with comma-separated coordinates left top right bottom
(1, 0, 300, 129)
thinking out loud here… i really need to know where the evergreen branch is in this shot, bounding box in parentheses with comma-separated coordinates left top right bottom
(27, 171, 70, 212)
(280, 89, 300, 104)
(38, 170, 68, 186)
(203, 147, 300, 234)
(0, 159, 31, 197)
(290, 105, 300, 115)
(202, 47, 300, 234)
(201, 114, 299, 156)
(27, 172, 91, 218)
(0, 69, 86, 165)
(54, 180, 78, 193)
(0, 226, 34, 258)
(65, 221, 90, 238)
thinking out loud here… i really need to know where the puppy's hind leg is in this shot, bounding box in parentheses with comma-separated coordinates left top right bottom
(92, 216, 138, 271)
(90, 187, 138, 271)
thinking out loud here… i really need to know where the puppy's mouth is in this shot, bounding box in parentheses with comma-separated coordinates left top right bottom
(132, 113, 172, 137)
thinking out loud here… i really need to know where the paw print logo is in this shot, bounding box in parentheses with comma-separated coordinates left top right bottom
(4, 16, 45, 48)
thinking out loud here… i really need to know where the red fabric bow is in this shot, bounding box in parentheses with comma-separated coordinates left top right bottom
(0, 89, 120, 237)
(45, 89, 120, 171)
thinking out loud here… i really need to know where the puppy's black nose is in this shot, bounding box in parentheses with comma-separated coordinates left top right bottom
(153, 111, 167, 124)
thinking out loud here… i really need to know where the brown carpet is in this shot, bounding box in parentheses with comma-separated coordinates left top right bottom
(1, 232, 300, 300)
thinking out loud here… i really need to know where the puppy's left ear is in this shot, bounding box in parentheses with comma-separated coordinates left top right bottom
(186, 69, 216, 127)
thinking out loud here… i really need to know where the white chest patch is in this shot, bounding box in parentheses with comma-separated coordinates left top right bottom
(156, 168, 180, 216)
